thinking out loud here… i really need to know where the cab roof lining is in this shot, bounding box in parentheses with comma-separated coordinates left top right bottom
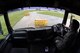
(0, 0, 80, 15)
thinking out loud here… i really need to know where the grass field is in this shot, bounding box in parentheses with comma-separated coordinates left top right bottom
(38, 11, 80, 20)
(38, 11, 64, 18)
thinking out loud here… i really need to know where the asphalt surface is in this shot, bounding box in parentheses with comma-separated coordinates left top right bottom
(13, 12, 65, 29)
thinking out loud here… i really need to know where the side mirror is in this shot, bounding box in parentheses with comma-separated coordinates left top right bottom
(0, 22, 3, 35)
(70, 14, 74, 25)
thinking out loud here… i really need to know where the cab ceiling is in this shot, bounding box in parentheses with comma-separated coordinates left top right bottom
(0, 0, 80, 15)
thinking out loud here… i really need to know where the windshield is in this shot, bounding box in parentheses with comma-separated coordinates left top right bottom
(0, 7, 65, 40)
(8, 7, 65, 29)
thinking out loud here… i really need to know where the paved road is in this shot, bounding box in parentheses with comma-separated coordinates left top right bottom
(13, 12, 65, 29)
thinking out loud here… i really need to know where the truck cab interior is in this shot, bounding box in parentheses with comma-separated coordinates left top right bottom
(0, 0, 80, 53)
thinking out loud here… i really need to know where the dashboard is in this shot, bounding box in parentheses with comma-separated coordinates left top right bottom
(13, 24, 69, 42)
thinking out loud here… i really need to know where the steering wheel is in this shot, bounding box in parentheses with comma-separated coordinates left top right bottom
(52, 23, 69, 38)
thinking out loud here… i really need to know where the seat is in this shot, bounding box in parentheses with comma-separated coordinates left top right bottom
(74, 29, 80, 53)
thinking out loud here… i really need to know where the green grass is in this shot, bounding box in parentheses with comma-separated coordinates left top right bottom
(9, 10, 26, 27)
(38, 11, 64, 18)
(38, 11, 80, 20)
(0, 15, 8, 39)
(0, 10, 27, 39)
